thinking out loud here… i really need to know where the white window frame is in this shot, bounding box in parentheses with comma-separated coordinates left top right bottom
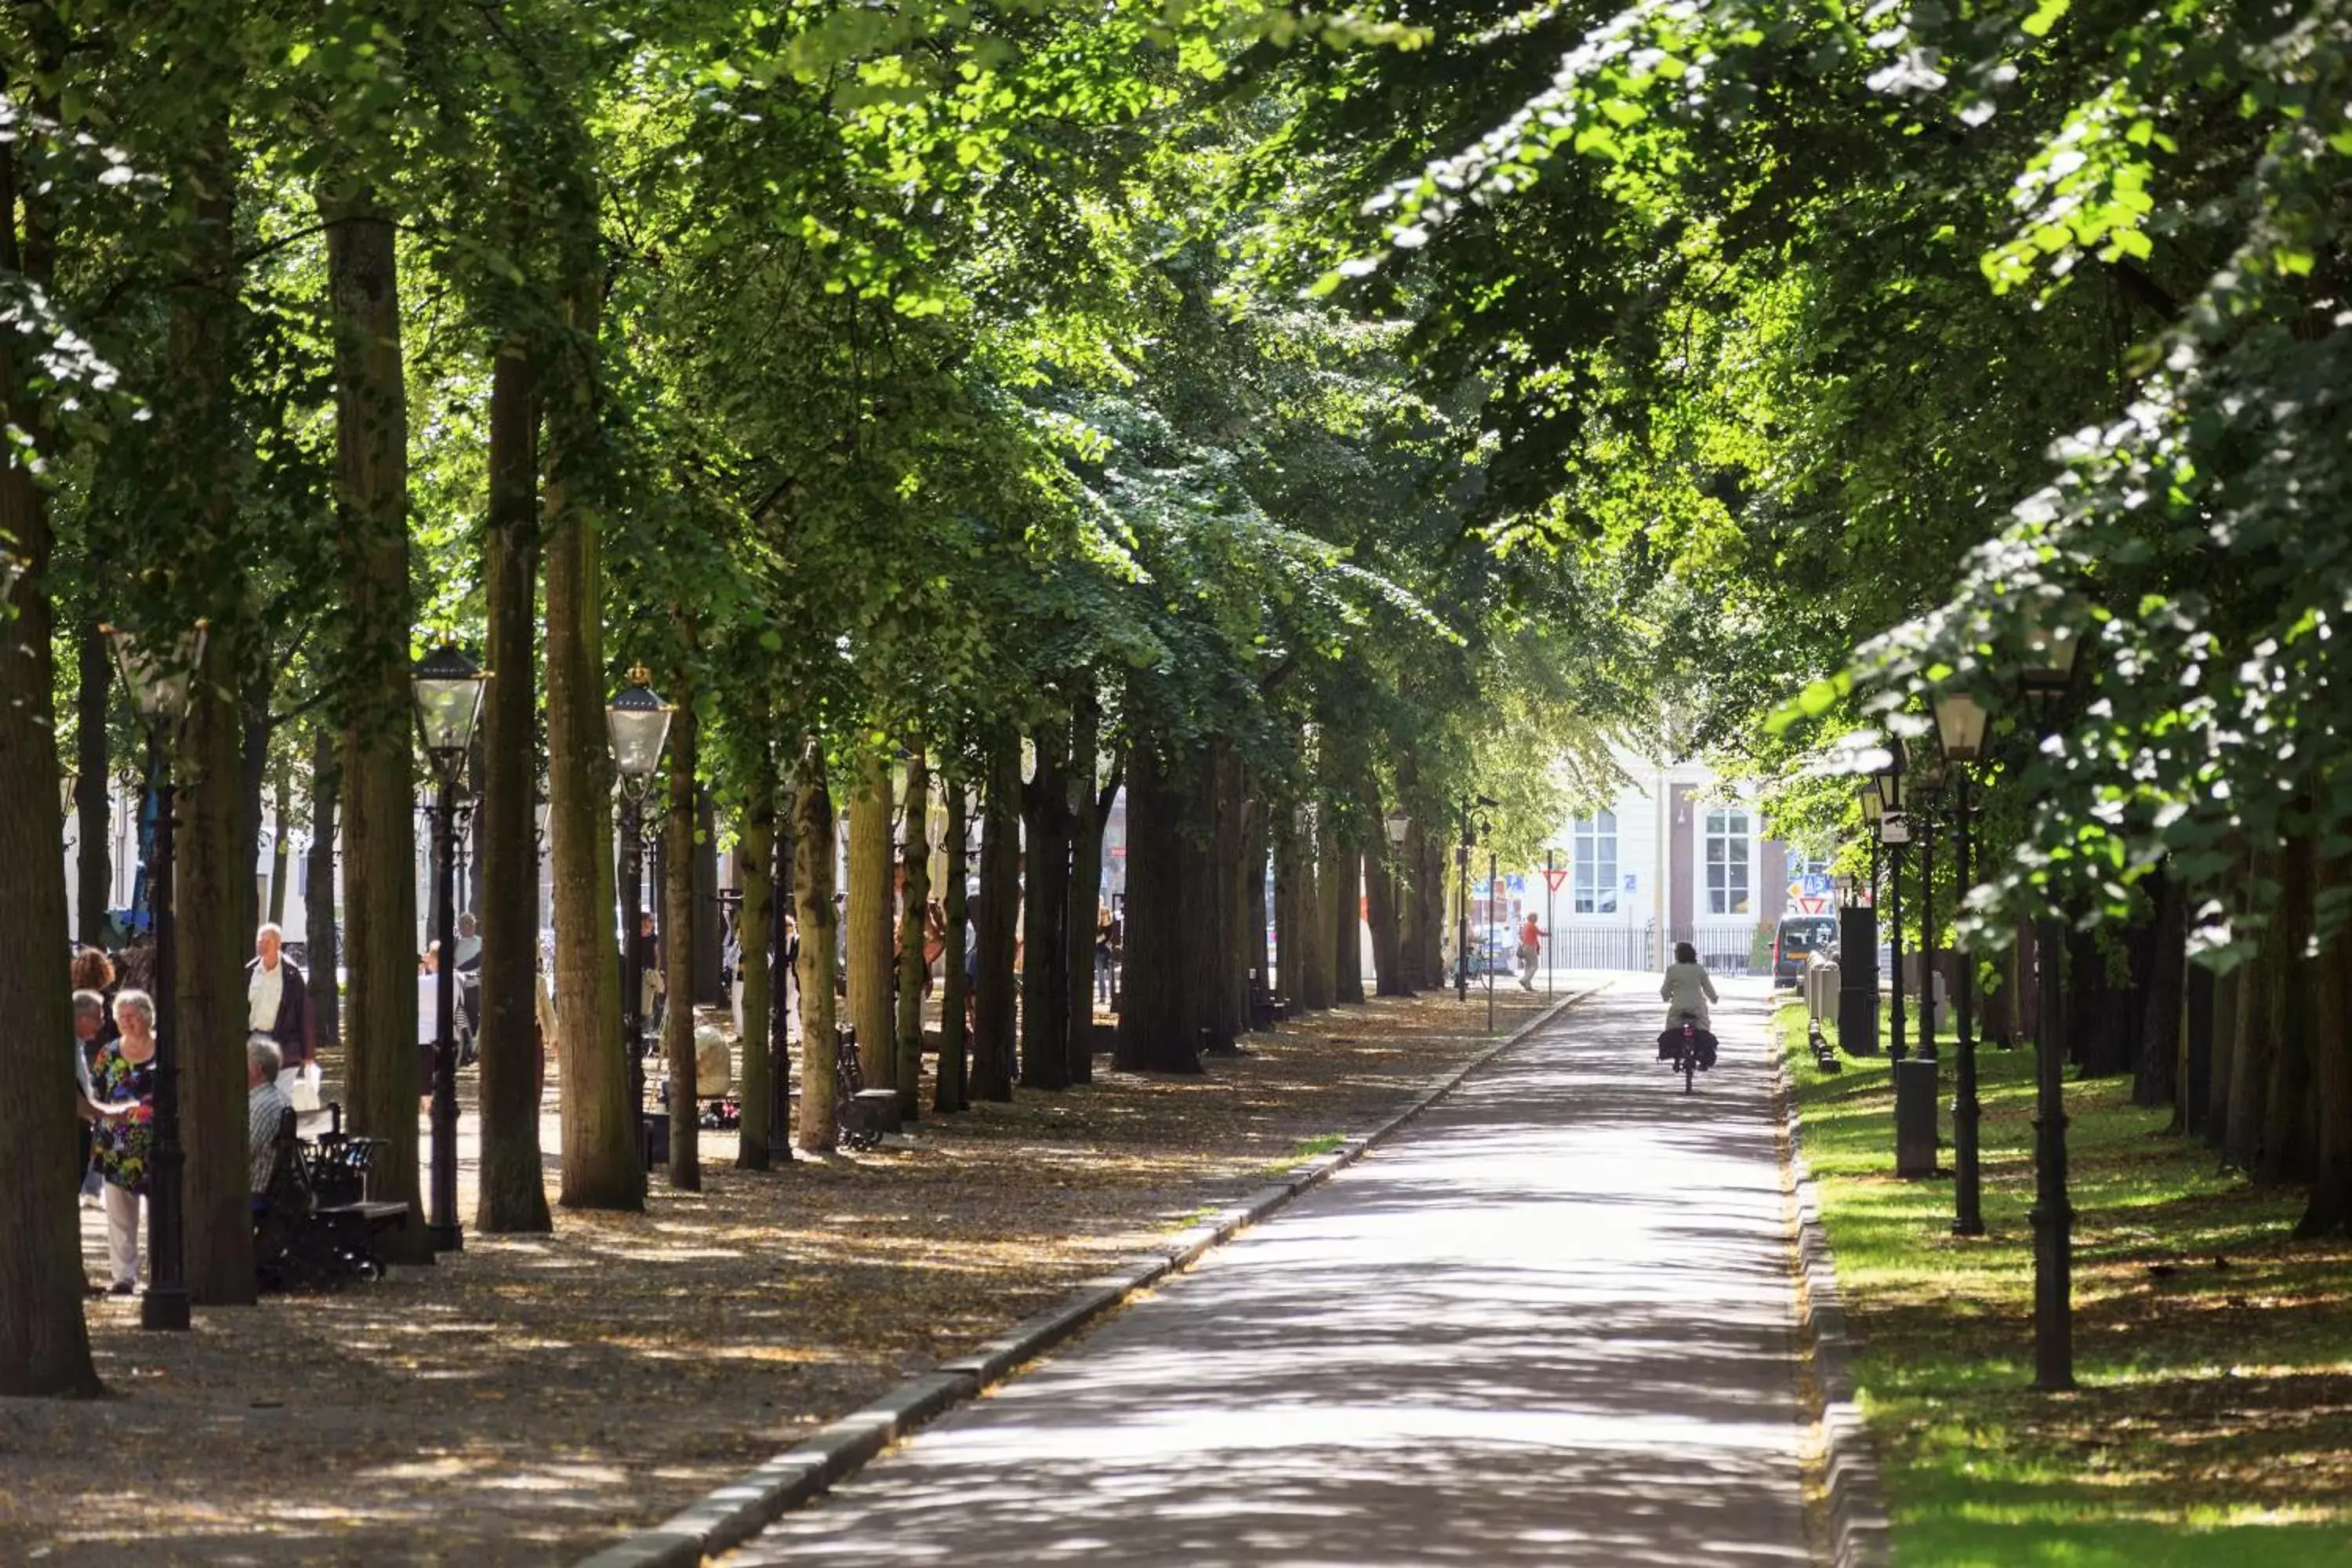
(1572, 811, 1617, 915)
(1705, 808, 1751, 916)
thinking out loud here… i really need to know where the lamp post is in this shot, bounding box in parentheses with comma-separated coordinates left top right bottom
(412, 647, 486, 1252)
(2022, 602, 2080, 1390)
(1912, 750, 1946, 1063)
(106, 622, 205, 1332)
(1482, 818, 1497, 1034)
(1384, 809, 1410, 996)
(608, 668, 674, 1171)
(1874, 742, 1908, 1064)
(1934, 690, 1988, 1238)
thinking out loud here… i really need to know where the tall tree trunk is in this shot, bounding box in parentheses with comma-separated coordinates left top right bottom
(793, 742, 840, 1152)
(2258, 839, 2318, 1187)
(305, 724, 339, 1051)
(236, 666, 272, 946)
(2296, 853, 2352, 1236)
(2134, 866, 2185, 1109)
(847, 749, 895, 1090)
(662, 677, 700, 1190)
(1319, 811, 1359, 1006)
(936, 778, 971, 1112)
(74, 622, 111, 945)
(1115, 738, 1203, 1074)
(0, 127, 99, 1394)
(543, 241, 635, 1211)
(2207, 965, 2239, 1152)
(895, 747, 929, 1119)
(1274, 808, 1305, 1007)
(1212, 748, 1247, 1046)
(1022, 723, 1072, 1089)
(266, 767, 292, 925)
(1416, 829, 1448, 990)
(475, 342, 549, 1232)
(734, 737, 775, 1170)
(1065, 700, 1106, 1084)
(769, 793, 797, 1160)
(1297, 809, 1333, 1011)
(2224, 847, 2284, 1171)
(325, 196, 428, 1262)
(972, 738, 1022, 1100)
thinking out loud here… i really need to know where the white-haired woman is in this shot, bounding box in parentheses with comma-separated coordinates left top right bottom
(90, 989, 161, 1295)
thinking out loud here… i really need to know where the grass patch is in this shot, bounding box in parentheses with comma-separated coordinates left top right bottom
(1269, 1131, 1347, 1174)
(1781, 1001, 2352, 1566)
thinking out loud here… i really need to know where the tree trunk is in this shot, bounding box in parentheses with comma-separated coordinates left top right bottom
(1065, 700, 1105, 1084)
(1274, 808, 1305, 1007)
(2258, 839, 2318, 1187)
(793, 742, 840, 1152)
(1417, 829, 1449, 990)
(266, 768, 292, 926)
(474, 342, 549, 1232)
(1210, 746, 1247, 1046)
(2134, 866, 2185, 1109)
(895, 747, 929, 1119)
(2207, 965, 2239, 1152)
(305, 724, 339, 1050)
(1330, 815, 1364, 1006)
(74, 622, 111, 946)
(0, 126, 99, 1394)
(2296, 852, 2352, 1235)
(847, 749, 895, 1091)
(2224, 847, 2283, 1171)
(1115, 739, 1203, 1074)
(1296, 810, 1332, 1011)
(662, 680, 700, 1190)
(1022, 724, 1072, 1089)
(735, 740, 775, 1170)
(325, 197, 428, 1262)
(936, 778, 971, 1112)
(972, 738, 1022, 1100)
(543, 245, 636, 1211)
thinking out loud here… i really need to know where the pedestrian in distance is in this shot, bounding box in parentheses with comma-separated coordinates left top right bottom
(245, 923, 314, 1093)
(1517, 912, 1547, 992)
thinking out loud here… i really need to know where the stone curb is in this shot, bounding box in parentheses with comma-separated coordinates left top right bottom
(576, 988, 1590, 1568)
(1774, 1022, 1894, 1568)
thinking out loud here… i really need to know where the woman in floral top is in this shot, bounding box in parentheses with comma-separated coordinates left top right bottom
(91, 989, 159, 1295)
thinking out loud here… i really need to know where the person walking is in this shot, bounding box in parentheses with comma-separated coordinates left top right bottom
(1517, 912, 1548, 992)
(245, 923, 314, 1093)
(90, 990, 161, 1295)
(71, 989, 109, 1208)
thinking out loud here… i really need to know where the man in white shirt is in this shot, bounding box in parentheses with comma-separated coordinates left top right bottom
(245, 924, 312, 1092)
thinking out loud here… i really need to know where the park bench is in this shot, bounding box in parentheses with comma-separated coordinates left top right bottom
(1247, 982, 1290, 1032)
(833, 1025, 901, 1149)
(253, 1104, 408, 1290)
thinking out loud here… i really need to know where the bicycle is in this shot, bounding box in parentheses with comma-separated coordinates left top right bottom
(1660, 1012, 1715, 1094)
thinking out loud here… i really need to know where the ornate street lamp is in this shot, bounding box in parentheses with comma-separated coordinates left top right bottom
(2020, 604, 2079, 1392)
(1934, 691, 1988, 1237)
(412, 646, 486, 1253)
(608, 667, 673, 1169)
(105, 621, 206, 1332)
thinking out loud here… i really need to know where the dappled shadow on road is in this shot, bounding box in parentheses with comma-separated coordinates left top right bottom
(725, 978, 1809, 1567)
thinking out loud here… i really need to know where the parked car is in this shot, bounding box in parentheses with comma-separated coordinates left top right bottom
(1772, 914, 1840, 988)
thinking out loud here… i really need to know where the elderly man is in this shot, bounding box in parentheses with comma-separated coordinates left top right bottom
(245, 924, 313, 1091)
(246, 1037, 292, 1195)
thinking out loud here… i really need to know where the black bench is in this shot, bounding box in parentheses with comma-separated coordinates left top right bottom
(833, 1025, 901, 1149)
(254, 1105, 408, 1290)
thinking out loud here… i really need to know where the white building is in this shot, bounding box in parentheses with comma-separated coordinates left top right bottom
(1503, 745, 1828, 975)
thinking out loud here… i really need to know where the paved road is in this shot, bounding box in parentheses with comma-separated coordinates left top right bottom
(724, 975, 1811, 1567)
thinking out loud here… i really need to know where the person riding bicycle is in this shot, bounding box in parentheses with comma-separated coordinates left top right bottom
(1658, 942, 1720, 1067)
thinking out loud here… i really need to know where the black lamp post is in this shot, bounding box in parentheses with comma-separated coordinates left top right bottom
(1384, 809, 1411, 996)
(412, 646, 487, 1253)
(1933, 689, 1989, 1238)
(106, 622, 205, 1332)
(1912, 750, 1946, 1063)
(1455, 793, 1496, 1000)
(608, 667, 673, 1170)
(1481, 815, 1497, 1035)
(2022, 601, 2081, 1391)
(1874, 741, 1908, 1063)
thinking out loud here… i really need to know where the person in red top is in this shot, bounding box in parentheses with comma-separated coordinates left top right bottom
(1516, 913, 1547, 991)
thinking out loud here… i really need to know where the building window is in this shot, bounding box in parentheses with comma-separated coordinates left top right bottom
(1572, 811, 1617, 915)
(1705, 808, 1751, 915)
